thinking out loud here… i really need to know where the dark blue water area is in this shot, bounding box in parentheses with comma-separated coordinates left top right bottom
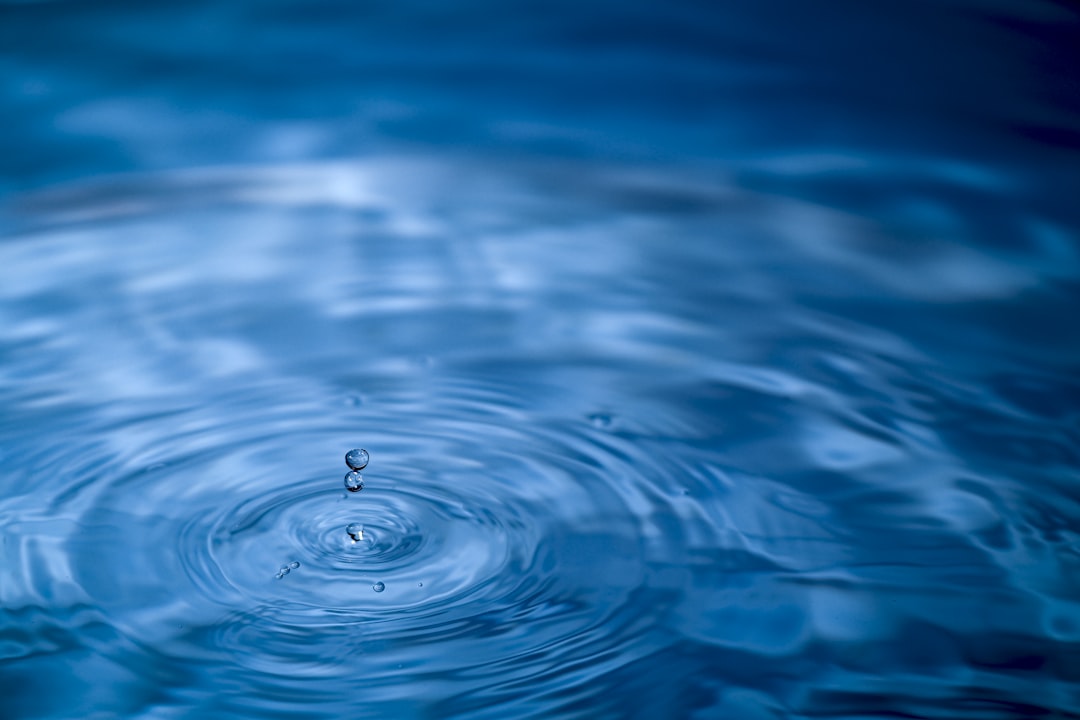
(3, 1, 1080, 718)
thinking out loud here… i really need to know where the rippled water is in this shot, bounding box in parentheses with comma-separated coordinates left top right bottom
(3, 2, 1080, 719)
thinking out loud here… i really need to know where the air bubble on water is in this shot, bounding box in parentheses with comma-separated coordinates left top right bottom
(275, 565, 290, 579)
(418, 582, 423, 587)
(347, 523, 364, 542)
(373, 581, 385, 593)
(344, 471, 364, 492)
(289, 561, 300, 570)
(345, 448, 369, 471)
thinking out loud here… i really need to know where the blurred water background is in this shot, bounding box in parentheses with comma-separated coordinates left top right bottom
(2, 1, 1080, 718)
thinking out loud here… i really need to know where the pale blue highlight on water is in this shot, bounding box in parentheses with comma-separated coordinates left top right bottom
(1, 1, 1079, 718)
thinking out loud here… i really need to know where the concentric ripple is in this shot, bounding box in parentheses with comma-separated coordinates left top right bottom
(2, 157, 1079, 718)
(54, 392, 671, 687)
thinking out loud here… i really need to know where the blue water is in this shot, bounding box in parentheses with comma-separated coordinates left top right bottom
(3, 2, 1080, 718)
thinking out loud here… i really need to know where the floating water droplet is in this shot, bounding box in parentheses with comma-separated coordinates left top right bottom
(345, 448, 369, 471)
(344, 471, 364, 492)
(346, 523, 364, 542)
(275, 565, 290, 579)
(289, 561, 300, 570)
(372, 581, 385, 593)
(418, 582, 423, 587)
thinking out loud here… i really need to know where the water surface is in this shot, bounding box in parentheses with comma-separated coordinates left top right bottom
(2, 1, 1080, 718)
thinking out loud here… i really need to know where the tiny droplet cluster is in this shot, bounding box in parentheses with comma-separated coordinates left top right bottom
(274, 448, 384, 583)
(275, 561, 301, 579)
(274, 451, 388, 591)
(344, 449, 384, 592)
(344, 448, 368, 492)
(344, 448, 369, 495)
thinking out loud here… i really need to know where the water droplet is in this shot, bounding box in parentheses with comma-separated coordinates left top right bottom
(345, 448, 369, 471)
(373, 581, 385, 593)
(344, 471, 364, 492)
(289, 561, 300, 570)
(346, 523, 364, 542)
(275, 566, 290, 579)
(418, 582, 423, 587)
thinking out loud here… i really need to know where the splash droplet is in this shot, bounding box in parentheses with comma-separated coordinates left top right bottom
(345, 448, 369, 471)
(289, 561, 300, 570)
(346, 523, 364, 542)
(373, 581, 385, 593)
(344, 471, 364, 492)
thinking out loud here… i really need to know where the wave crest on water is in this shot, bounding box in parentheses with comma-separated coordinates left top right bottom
(1, 156, 1079, 718)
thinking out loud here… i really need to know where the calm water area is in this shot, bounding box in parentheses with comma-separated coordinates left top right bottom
(2, 1, 1080, 718)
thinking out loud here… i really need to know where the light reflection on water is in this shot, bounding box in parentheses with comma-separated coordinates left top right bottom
(3, 1, 1080, 718)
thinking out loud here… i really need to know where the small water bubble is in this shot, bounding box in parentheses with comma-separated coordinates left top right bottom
(344, 471, 364, 492)
(373, 581, 385, 593)
(346, 523, 364, 542)
(275, 565, 290, 579)
(418, 582, 423, 587)
(345, 448, 369, 471)
(289, 561, 300, 570)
